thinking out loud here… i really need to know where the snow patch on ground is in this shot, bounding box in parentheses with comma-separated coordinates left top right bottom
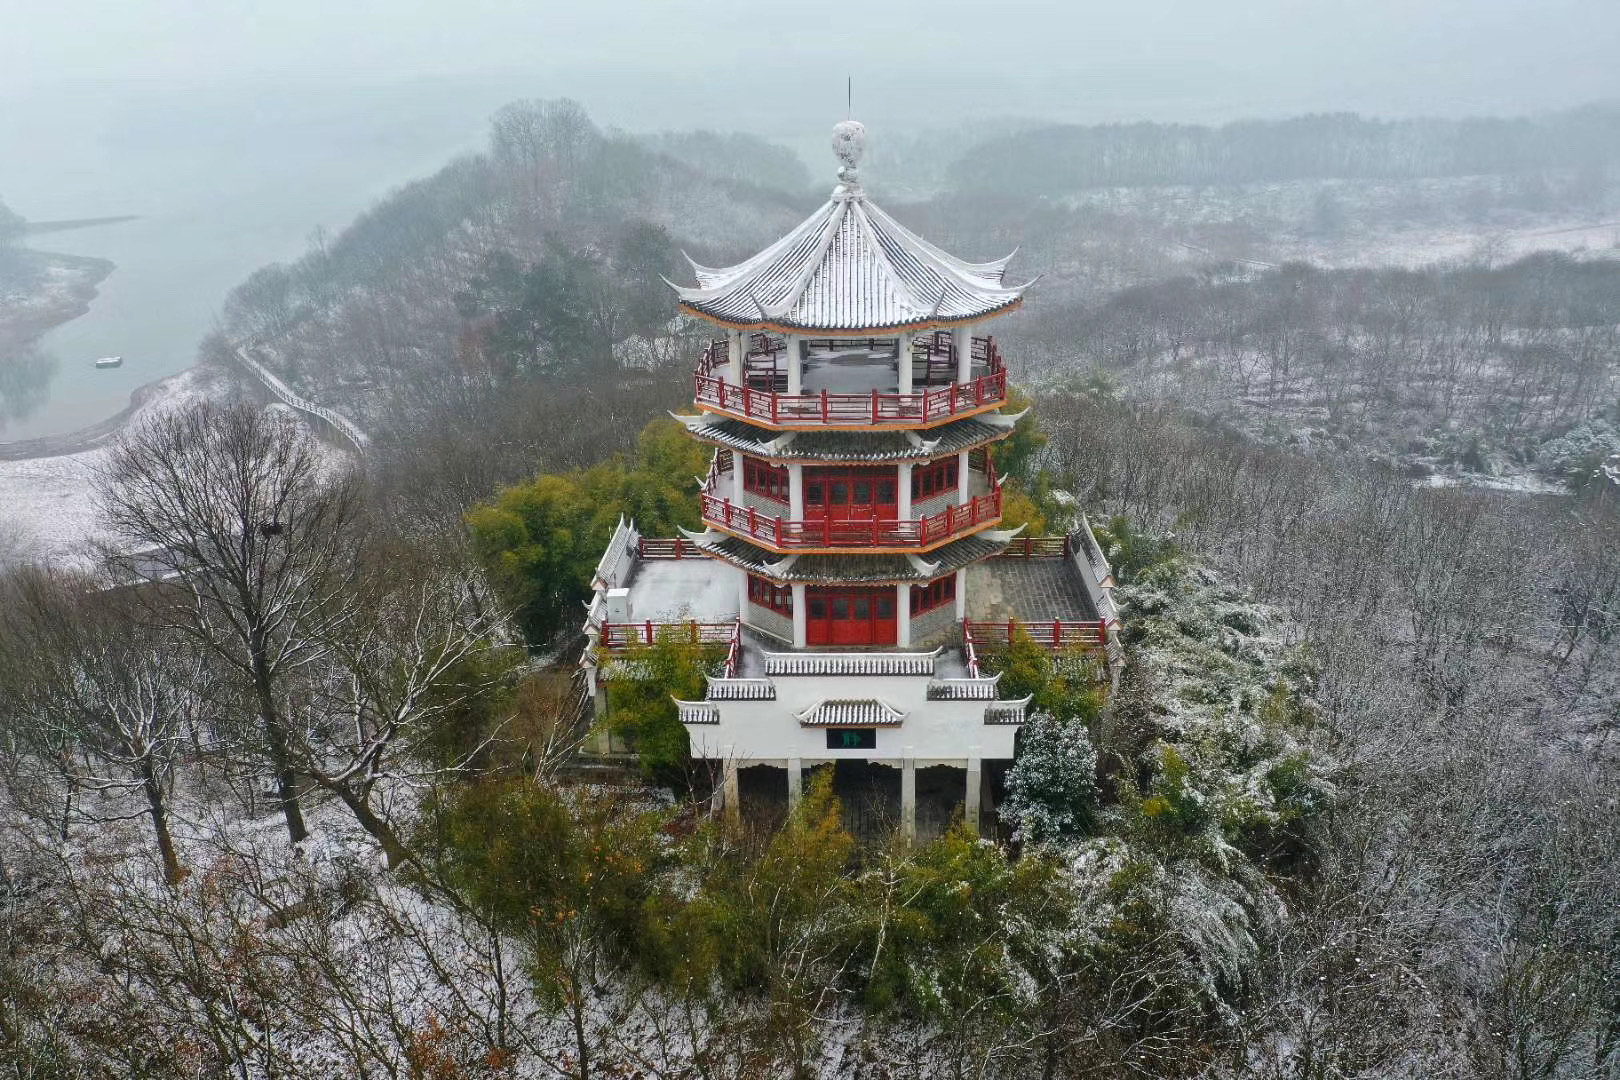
(0, 371, 355, 568)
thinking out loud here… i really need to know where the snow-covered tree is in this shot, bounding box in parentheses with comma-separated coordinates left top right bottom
(1001, 711, 1099, 845)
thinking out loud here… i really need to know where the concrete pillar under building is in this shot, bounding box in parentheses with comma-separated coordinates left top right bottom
(896, 583, 912, 647)
(727, 329, 744, 384)
(954, 568, 967, 619)
(723, 759, 740, 824)
(957, 449, 971, 503)
(901, 757, 917, 844)
(736, 565, 750, 622)
(965, 757, 982, 829)
(786, 334, 803, 394)
(897, 462, 913, 519)
(788, 463, 804, 520)
(955, 322, 975, 384)
(791, 583, 807, 647)
(787, 757, 802, 814)
(732, 454, 745, 503)
(896, 334, 912, 395)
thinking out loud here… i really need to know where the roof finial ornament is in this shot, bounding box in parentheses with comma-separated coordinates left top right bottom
(831, 119, 866, 192)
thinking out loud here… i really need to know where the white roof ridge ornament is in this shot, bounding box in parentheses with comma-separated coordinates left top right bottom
(905, 553, 943, 576)
(985, 408, 1030, 430)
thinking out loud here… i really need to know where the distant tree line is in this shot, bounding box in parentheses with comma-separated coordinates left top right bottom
(952, 106, 1620, 196)
(1015, 253, 1620, 478)
(635, 128, 811, 193)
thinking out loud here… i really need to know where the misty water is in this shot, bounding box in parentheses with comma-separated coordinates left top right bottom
(0, 81, 501, 442)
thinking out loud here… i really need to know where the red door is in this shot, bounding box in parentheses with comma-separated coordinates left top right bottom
(804, 468, 899, 545)
(806, 588, 898, 646)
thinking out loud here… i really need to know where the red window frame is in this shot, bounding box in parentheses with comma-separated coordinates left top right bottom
(910, 575, 956, 616)
(742, 456, 789, 504)
(747, 574, 794, 615)
(911, 458, 960, 500)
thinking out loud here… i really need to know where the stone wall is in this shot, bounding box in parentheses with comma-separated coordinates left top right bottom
(746, 600, 793, 644)
(910, 601, 958, 646)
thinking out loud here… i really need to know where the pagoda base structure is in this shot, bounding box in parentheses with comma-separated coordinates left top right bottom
(581, 518, 1121, 840)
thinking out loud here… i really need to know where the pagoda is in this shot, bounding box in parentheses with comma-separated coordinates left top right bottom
(673, 119, 1032, 649)
(582, 121, 1119, 836)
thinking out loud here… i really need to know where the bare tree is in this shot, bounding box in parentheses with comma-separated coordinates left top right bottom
(0, 570, 197, 885)
(96, 401, 360, 844)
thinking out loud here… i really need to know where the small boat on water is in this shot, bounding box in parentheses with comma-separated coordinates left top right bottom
(93, 356, 124, 369)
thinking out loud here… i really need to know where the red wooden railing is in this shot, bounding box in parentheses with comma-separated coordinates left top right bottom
(963, 618, 1109, 652)
(702, 489, 1004, 549)
(701, 454, 1003, 550)
(692, 336, 1008, 427)
(996, 536, 1073, 559)
(598, 620, 737, 648)
(637, 536, 696, 559)
(598, 619, 741, 677)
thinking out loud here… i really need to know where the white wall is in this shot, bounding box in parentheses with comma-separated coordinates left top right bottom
(685, 670, 1019, 763)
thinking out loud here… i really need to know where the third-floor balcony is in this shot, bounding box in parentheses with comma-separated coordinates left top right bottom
(693, 332, 1008, 429)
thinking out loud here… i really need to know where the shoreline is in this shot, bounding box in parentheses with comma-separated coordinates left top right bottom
(0, 249, 129, 460)
(0, 249, 116, 347)
(0, 372, 182, 461)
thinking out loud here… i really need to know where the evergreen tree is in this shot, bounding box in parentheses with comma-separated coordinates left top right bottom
(1002, 710, 1100, 845)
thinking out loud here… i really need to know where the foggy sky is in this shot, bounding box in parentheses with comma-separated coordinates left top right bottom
(3, 0, 1618, 130)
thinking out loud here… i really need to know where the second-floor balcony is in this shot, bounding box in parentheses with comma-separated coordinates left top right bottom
(693, 332, 1008, 429)
(699, 452, 1004, 553)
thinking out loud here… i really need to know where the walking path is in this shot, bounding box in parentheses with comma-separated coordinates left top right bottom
(232, 345, 368, 452)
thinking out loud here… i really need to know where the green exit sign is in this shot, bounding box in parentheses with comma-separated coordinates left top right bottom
(826, 728, 877, 750)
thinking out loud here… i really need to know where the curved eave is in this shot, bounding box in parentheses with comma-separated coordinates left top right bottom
(678, 415, 1017, 464)
(677, 295, 1024, 337)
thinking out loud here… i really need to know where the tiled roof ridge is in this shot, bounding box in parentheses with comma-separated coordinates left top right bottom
(764, 648, 941, 677)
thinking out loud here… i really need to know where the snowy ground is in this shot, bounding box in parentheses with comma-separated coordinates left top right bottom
(0, 371, 355, 568)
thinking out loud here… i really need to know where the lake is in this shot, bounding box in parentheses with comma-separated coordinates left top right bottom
(0, 78, 506, 442)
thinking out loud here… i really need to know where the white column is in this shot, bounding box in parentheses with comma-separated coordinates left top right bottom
(787, 757, 802, 814)
(737, 565, 750, 619)
(957, 449, 971, 503)
(896, 462, 913, 520)
(727, 329, 744, 384)
(786, 334, 803, 394)
(788, 463, 804, 520)
(901, 757, 917, 845)
(732, 453, 746, 503)
(955, 322, 975, 384)
(954, 568, 967, 619)
(724, 759, 741, 824)
(965, 757, 982, 829)
(896, 583, 912, 648)
(896, 335, 912, 395)
(791, 584, 808, 647)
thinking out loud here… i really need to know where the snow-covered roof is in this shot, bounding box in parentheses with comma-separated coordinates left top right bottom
(670, 121, 1032, 334)
(675, 412, 1018, 463)
(675, 700, 720, 724)
(983, 697, 1033, 725)
(765, 649, 940, 677)
(684, 530, 1015, 585)
(795, 699, 908, 727)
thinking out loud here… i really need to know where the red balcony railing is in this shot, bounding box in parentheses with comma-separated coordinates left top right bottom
(963, 619, 1109, 652)
(700, 486, 1003, 550)
(598, 619, 741, 677)
(692, 335, 1008, 428)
